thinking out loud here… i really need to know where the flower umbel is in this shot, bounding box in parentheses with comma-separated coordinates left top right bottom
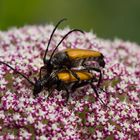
(0, 25, 140, 139)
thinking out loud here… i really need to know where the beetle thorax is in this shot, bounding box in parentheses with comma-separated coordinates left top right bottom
(51, 52, 71, 68)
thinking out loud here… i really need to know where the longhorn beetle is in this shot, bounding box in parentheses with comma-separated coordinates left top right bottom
(39, 18, 105, 87)
(34, 69, 106, 104)
(0, 61, 106, 105)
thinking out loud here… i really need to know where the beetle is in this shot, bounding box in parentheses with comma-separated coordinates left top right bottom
(34, 70, 98, 99)
(0, 18, 106, 105)
(39, 18, 105, 87)
(35, 70, 105, 104)
(0, 61, 105, 105)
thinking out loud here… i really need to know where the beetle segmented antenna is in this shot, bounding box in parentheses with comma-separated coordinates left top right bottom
(49, 29, 84, 62)
(43, 18, 67, 63)
(0, 61, 35, 86)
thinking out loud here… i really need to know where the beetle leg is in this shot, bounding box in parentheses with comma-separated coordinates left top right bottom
(64, 66, 81, 81)
(65, 88, 70, 103)
(61, 83, 70, 103)
(81, 59, 86, 67)
(67, 68, 86, 91)
(82, 65, 102, 87)
(39, 66, 46, 80)
(90, 84, 109, 108)
(47, 89, 54, 99)
(46, 69, 61, 81)
(71, 80, 91, 91)
(39, 67, 43, 80)
(69, 69, 80, 81)
(71, 76, 97, 92)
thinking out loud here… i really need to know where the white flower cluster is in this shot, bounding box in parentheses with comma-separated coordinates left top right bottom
(0, 24, 140, 139)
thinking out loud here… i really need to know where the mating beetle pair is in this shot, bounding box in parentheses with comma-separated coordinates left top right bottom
(0, 18, 105, 104)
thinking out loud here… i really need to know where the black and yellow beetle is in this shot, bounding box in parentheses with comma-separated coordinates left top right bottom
(34, 70, 97, 98)
(33, 70, 104, 103)
(40, 18, 105, 87)
(0, 61, 105, 105)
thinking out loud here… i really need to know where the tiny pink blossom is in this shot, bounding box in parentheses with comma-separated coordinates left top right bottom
(0, 24, 139, 139)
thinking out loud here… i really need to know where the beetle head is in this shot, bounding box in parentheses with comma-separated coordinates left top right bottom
(98, 55, 105, 68)
(99, 59, 105, 68)
(33, 78, 43, 97)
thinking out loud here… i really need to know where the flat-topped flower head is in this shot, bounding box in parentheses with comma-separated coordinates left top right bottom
(0, 24, 140, 139)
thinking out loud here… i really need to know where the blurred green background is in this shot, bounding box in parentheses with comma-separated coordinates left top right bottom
(0, 0, 140, 44)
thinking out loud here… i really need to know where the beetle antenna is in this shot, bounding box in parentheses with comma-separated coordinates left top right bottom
(43, 18, 67, 63)
(0, 61, 35, 86)
(49, 29, 84, 62)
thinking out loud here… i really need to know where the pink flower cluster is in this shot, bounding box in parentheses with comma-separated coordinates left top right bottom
(0, 25, 140, 139)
